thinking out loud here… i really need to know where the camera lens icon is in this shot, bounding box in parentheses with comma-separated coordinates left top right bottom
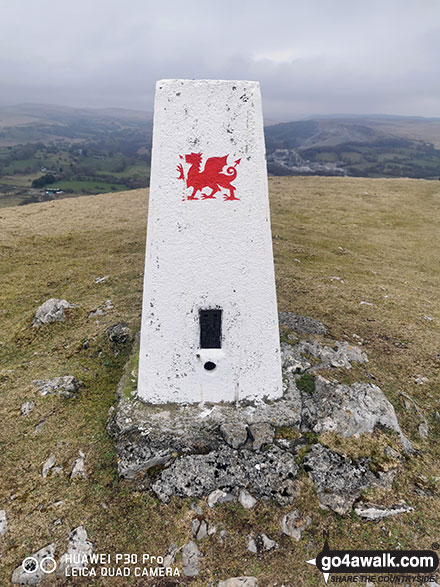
(22, 555, 57, 574)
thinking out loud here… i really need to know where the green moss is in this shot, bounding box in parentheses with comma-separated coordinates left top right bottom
(296, 373, 316, 394)
(274, 426, 300, 440)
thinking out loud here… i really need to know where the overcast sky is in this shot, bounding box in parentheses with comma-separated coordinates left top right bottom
(1, 0, 440, 120)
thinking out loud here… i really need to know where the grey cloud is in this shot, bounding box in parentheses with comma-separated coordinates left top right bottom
(1, 0, 439, 119)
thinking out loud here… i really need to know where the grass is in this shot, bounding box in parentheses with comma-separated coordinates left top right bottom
(296, 374, 316, 394)
(51, 180, 130, 193)
(0, 176, 439, 585)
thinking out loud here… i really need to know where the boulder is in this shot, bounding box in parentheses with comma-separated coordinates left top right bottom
(152, 445, 298, 505)
(220, 422, 248, 449)
(293, 340, 368, 370)
(281, 509, 312, 541)
(247, 533, 278, 554)
(279, 312, 328, 335)
(11, 543, 56, 585)
(33, 376, 83, 398)
(57, 526, 93, 576)
(21, 401, 35, 416)
(107, 323, 131, 344)
(249, 422, 274, 451)
(300, 376, 412, 452)
(354, 502, 413, 521)
(42, 454, 56, 478)
(71, 450, 87, 479)
(181, 541, 202, 577)
(238, 489, 257, 509)
(33, 298, 76, 326)
(303, 444, 378, 515)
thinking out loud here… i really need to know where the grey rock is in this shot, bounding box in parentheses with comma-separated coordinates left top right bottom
(208, 489, 228, 507)
(71, 450, 87, 479)
(300, 376, 412, 452)
(190, 518, 208, 541)
(218, 578, 258, 587)
(89, 299, 113, 319)
(152, 445, 298, 505)
(196, 520, 208, 541)
(247, 536, 257, 553)
(11, 543, 56, 584)
(0, 510, 7, 536)
(190, 518, 201, 535)
(281, 342, 312, 374)
(181, 541, 202, 577)
(249, 422, 274, 451)
(21, 401, 35, 416)
(293, 340, 368, 370)
(108, 391, 301, 480)
(191, 502, 203, 515)
(163, 542, 178, 567)
(303, 444, 379, 515)
(220, 422, 248, 449)
(57, 526, 93, 576)
(107, 322, 131, 344)
(248, 533, 278, 554)
(42, 454, 56, 478)
(238, 489, 257, 509)
(281, 509, 312, 541)
(354, 502, 413, 521)
(419, 422, 429, 439)
(34, 420, 45, 434)
(208, 523, 217, 535)
(384, 446, 401, 459)
(88, 308, 105, 319)
(279, 312, 328, 335)
(33, 376, 83, 398)
(261, 533, 278, 551)
(33, 298, 76, 326)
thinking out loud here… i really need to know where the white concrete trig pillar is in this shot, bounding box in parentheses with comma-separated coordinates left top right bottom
(138, 79, 282, 404)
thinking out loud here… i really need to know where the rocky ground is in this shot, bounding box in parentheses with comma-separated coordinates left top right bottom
(105, 311, 424, 582)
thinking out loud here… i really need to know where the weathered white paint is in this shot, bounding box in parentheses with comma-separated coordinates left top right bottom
(138, 79, 282, 404)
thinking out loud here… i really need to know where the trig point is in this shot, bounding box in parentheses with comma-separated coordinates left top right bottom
(138, 79, 282, 404)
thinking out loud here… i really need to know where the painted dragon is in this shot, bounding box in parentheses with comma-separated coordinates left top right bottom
(177, 153, 241, 201)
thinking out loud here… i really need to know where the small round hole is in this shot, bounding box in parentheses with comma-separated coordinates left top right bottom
(204, 361, 216, 371)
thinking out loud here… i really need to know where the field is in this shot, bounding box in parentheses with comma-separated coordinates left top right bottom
(0, 176, 439, 585)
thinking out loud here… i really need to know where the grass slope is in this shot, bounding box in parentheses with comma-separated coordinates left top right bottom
(0, 177, 439, 586)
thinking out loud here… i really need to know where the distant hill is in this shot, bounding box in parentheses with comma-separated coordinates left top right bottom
(0, 103, 154, 146)
(265, 115, 440, 179)
(0, 104, 154, 207)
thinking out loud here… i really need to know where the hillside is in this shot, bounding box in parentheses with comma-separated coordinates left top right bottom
(0, 104, 153, 207)
(0, 176, 439, 585)
(265, 116, 440, 179)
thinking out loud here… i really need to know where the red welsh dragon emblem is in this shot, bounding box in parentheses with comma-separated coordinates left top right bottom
(177, 153, 241, 201)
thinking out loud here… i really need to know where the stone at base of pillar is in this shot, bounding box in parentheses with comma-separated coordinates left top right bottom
(108, 372, 301, 504)
(108, 313, 409, 513)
